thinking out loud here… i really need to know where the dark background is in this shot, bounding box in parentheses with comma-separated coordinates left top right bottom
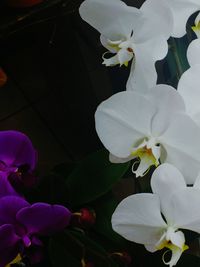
(0, 0, 145, 174)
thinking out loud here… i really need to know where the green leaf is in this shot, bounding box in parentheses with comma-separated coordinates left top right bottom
(66, 149, 130, 207)
(52, 162, 77, 178)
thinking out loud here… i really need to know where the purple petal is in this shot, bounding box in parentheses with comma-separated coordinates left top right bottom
(0, 196, 29, 225)
(0, 224, 20, 250)
(0, 130, 37, 171)
(0, 173, 19, 198)
(25, 236, 44, 264)
(17, 203, 72, 235)
(0, 224, 21, 267)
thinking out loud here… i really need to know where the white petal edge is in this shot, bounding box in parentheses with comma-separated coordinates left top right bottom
(112, 193, 167, 245)
(187, 39, 200, 66)
(151, 163, 186, 220)
(79, 0, 141, 40)
(178, 65, 200, 120)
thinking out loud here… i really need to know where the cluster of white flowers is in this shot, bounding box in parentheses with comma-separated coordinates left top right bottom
(79, 0, 200, 266)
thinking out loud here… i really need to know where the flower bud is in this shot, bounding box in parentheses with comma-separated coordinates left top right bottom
(71, 208, 96, 228)
(0, 68, 7, 87)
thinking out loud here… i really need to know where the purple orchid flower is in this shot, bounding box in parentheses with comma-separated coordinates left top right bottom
(0, 131, 38, 190)
(0, 175, 70, 265)
(0, 172, 19, 198)
(0, 131, 37, 172)
(0, 196, 72, 267)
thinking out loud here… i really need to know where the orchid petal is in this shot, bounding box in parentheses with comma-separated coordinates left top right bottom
(189, 0, 200, 6)
(0, 224, 20, 251)
(169, 231, 185, 249)
(0, 224, 20, 267)
(144, 244, 157, 252)
(158, 113, 200, 184)
(112, 193, 167, 246)
(100, 35, 118, 53)
(150, 86, 185, 137)
(187, 39, 200, 66)
(0, 196, 29, 225)
(117, 48, 133, 66)
(102, 53, 120, 67)
(167, 188, 200, 233)
(133, 155, 156, 178)
(194, 172, 200, 189)
(195, 12, 200, 25)
(109, 153, 133, 163)
(127, 37, 168, 92)
(178, 65, 200, 121)
(151, 164, 186, 219)
(145, 85, 185, 113)
(163, 144, 200, 185)
(163, 246, 183, 267)
(95, 91, 156, 158)
(79, 0, 141, 40)
(17, 203, 72, 235)
(136, 0, 173, 42)
(168, 0, 199, 38)
(0, 131, 37, 171)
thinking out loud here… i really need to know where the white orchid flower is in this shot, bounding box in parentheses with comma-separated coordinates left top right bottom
(79, 0, 172, 92)
(177, 39, 200, 126)
(187, 38, 200, 66)
(157, 0, 200, 38)
(95, 85, 200, 184)
(112, 163, 200, 267)
(178, 64, 200, 126)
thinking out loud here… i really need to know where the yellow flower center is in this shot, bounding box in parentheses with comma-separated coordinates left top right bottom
(155, 228, 189, 267)
(156, 239, 188, 252)
(5, 254, 22, 267)
(130, 138, 161, 177)
(102, 38, 134, 67)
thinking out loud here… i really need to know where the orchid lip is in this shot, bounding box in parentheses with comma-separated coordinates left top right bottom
(155, 226, 189, 267)
(102, 36, 134, 67)
(131, 138, 161, 177)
